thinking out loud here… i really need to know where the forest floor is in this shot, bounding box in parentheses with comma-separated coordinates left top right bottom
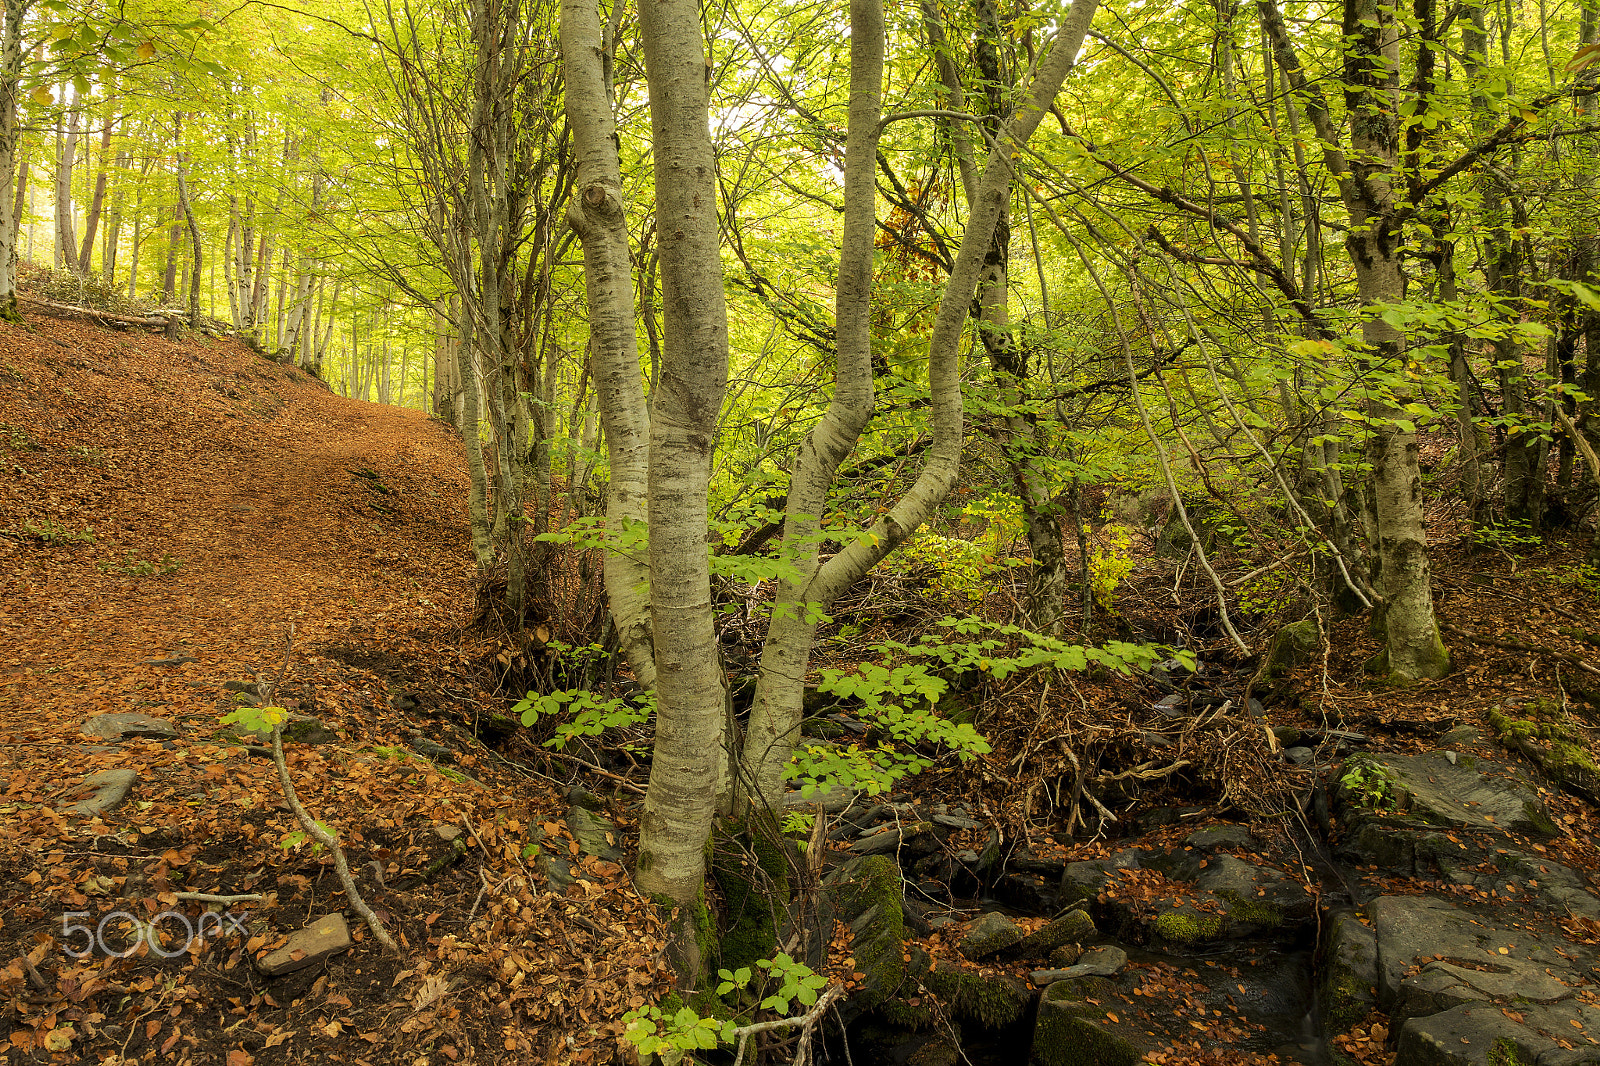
(1, 303, 1599, 1066)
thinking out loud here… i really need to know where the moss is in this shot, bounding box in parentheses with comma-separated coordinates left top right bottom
(1032, 983, 1145, 1066)
(921, 964, 1029, 1029)
(1522, 800, 1558, 836)
(1154, 910, 1223, 944)
(1490, 1036, 1535, 1066)
(848, 855, 907, 1012)
(711, 820, 790, 977)
(1219, 892, 1283, 929)
(1319, 968, 1373, 1034)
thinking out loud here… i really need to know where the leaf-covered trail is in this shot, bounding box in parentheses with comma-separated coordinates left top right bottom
(1, 311, 674, 1065)
(0, 313, 473, 730)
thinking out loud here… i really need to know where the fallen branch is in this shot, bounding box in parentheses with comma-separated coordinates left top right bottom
(1441, 622, 1600, 678)
(172, 892, 263, 904)
(18, 295, 171, 328)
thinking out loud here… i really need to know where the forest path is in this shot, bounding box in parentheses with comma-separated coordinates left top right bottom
(0, 309, 473, 744)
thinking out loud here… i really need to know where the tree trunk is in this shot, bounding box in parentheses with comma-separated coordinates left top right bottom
(562, 0, 656, 689)
(174, 116, 201, 329)
(78, 110, 112, 273)
(54, 102, 78, 273)
(0, 0, 27, 321)
(630, 0, 733, 950)
(740, 0, 1101, 809)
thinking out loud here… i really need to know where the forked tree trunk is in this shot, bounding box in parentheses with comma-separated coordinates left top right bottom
(630, 0, 733, 946)
(740, 0, 1102, 809)
(0, 0, 27, 322)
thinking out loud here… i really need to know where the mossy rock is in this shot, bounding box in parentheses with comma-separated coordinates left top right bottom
(1218, 891, 1283, 931)
(1264, 618, 1321, 680)
(844, 855, 906, 1012)
(711, 821, 791, 976)
(1015, 909, 1096, 959)
(959, 911, 1023, 960)
(1030, 980, 1151, 1066)
(1319, 910, 1377, 1034)
(922, 962, 1030, 1029)
(1153, 908, 1224, 944)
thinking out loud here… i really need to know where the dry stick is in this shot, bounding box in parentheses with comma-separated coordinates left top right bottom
(172, 892, 263, 904)
(1556, 406, 1600, 488)
(261, 627, 401, 955)
(1439, 623, 1600, 679)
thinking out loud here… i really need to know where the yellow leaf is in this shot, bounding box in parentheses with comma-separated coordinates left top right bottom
(29, 86, 52, 106)
(137, 40, 156, 59)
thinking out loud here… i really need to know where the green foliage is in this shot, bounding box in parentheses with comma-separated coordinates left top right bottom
(1469, 519, 1543, 558)
(98, 551, 183, 577)
(2, 423, 40, 451)
(23, 520, 95, 545)
(779, 811, 815, 838)
(512, 687, 652, 750)
(1339, 761, 1397, 811)
(1086, 523, 1136, 612)
(621, 952, 829, 1065)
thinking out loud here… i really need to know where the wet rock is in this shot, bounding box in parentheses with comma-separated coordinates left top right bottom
(1285, 746, 1315, 766)
(1031, 980, 1153, 1066)
(256, 913, 351, 976)
(1060, 849, 1144, 901)
(958, 911, 1022, 960)
(81, 713, 178, 741)
(1320, 909, 1379, 1033)
(1184, 825, 1255, 851)
(1031, 945, 1128, 985)
(919, 960, 1031, 1029)
(1014, 909, 1096, 959)
(409, 735, 452, 761)
(68, 769, 137, 815)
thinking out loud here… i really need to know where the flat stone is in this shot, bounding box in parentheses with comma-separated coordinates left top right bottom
(1341, 751, 1555, 837)
(256, 913, 351, 976)
(1032, 945, 1127, 985)
(68, 769, 137, 815)
(1396, 1002, 1555, 1066)
(81, 713, 178, 741)
(1184, 825, 1255, 850)
(434, 825, 462, 843)
(783, 783, 862, 814)
(932, 813, 979, 830)
(1285, 746, 1315, 766)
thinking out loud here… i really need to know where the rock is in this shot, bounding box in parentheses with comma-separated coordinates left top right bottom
(1264, 618, 1321, 679)
(1015, 909, 1096, 959)
(1031, 980, 1154, 1066)
(222, 713, 334, 746)
(410, 736, 452, 761)
(68, 769, 137, 815)
(256, 913, 352, 976)
(1184, 825, 1255, 850)
(536, 853, 576, 892)
(1285, 746, 1315, 766)
(81, 713, 178, 741)
(1031, 944, 1128, 985)
(434, 825, 462, 843)
(565, 805, 623, 862)
(143, 653, 198, 666)
(958, 911, 1022, 960)
(919, 961, 1031, 1029)
(932, 813, 979, 830)
(1335, 751, 1557, 876)
(1048, 942, 1084, 968)
(1060, 849, 1143, 901)
(1320, 909, 1379, 1032)
(1395, 1003, 1559, 1066)
(837, 856, 907, 1013)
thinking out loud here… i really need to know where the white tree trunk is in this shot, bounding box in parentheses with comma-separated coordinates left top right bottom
(561, 0, 656, 689)
(631, 0, 732, 947)
(0, 0, 27, 320)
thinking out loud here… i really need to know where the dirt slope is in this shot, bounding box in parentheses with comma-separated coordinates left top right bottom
(0, 311, 669, 1065)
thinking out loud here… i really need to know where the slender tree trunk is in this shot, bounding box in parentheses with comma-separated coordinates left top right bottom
(0, 0, 28, 321)
(562, 0, 656, 688)
(174, 115, 201, 329)
(741, 0, 1101, 809)
(78, 111, 112, 272)
(630, 0, 733, 946)
(54, 102, 78, 273)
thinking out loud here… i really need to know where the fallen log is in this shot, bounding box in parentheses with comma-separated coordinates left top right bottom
(18, 295, 171, 328)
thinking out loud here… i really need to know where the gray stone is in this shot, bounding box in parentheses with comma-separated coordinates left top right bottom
(1031, 980, 1153, 1066)
(1184, 825, 1255, 850)
(1320, 909, 1379, 1032)
(68, 769, 137, 815)
(958, 911, 1022, 960)
(410, 736, 452, 761)
(1396, 1003, 1555, 1066)
(932, 813, 979, 830)
(1285, 746, 1315, 766)
(1033, 945, 1128, 983)
(565, 805, 623, 862)
(1340, 750, 1555, 837)
(434, 825, 462, 843)
(1060, 849, 1143, 900)
(256, 913, 352, 976)
(81, 713, 178, 741)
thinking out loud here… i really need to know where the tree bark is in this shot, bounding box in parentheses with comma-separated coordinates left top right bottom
(562, 0, 657, 689)
(633, 0, 732, 932)
(0, 0, 28, 321)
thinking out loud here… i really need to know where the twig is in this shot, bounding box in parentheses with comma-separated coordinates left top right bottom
(1441, 622, 1600, 678)
(540, 748, 648, 794)
(262, 627, 401, 955)
(172, 892, 263, 904)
